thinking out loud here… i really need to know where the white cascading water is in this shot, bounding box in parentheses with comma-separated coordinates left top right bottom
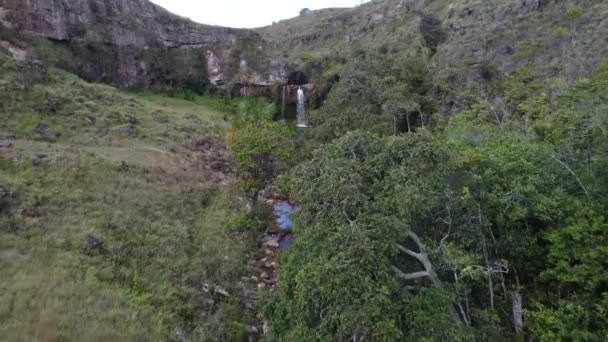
(281, 85, 287, 121)
(296, 87, 307, 128)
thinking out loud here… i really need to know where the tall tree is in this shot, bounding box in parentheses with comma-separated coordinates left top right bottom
(227, 98, 294, 218)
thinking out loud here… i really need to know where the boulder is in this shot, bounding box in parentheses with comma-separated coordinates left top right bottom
(45, 95, 60, 113)
(32, 154, 47, 166)
(449, 23, 462, 31)
(34, 123, 49, 136)
(126, 115, 137, 125)
(83, 116, 96, 125)
(266, 239, 280, 249)
(117, 126, 135, 136)
(34, 124, 60, 139)
(118, 161, 130, 171)
(81, 237, 104, 254)
(214, 287, 230, 297)
(523, 0, 542, 10)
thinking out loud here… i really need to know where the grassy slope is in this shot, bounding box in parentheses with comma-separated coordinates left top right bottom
(0, 49, 255, 341)
(258, 1, 421, 73)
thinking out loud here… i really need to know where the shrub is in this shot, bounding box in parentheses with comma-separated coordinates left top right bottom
(419, 14, 447, 52)
(479, 61, 498, 81)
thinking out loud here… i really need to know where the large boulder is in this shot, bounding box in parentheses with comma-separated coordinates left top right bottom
(0, 185, 15, 215)
(81, 236, 104, 255)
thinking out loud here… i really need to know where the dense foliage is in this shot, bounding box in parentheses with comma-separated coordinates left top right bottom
(228, 98, 295, 217)
(4, 3, 608, 339)
(261, 52, 608, 340)
(309, 51, 432, 142)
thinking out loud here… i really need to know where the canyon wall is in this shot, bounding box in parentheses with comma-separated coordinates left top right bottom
(0, 0, 281, 88)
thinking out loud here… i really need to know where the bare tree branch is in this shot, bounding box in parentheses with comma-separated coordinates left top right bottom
(396, 244, 423, 261)
(392, 266, 430, 281)
(406, 230, 424, 250)
(551, 155, 591, 200)
(394, 231, 466, 328)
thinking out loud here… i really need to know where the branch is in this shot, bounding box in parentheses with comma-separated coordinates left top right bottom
(396, 243, 423, 261)
(396, 233, 465, 328)
(406, 230, 424, 250)
(551, 155, 591, 200)
(392, 266, 430, 281)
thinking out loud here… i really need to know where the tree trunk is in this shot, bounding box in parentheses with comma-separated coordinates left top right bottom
(512, 291, 524, 335)
(394, 231, 465, 328)
(249, 190, 260, 219)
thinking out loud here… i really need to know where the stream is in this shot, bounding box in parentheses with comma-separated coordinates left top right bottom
(272, 201, 296, 251)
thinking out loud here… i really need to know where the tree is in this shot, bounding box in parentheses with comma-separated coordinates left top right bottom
(227, 98, 294, 218)
(259, 52, 608, 341)
(260, 131, 466, 340)
(262, 120, 606, 339)
(309, 51, 431, 141)
(419, 14, 447, 53)
(299, 8, 312, 16)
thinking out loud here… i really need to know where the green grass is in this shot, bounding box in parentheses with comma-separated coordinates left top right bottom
(0, 56, 256, 340)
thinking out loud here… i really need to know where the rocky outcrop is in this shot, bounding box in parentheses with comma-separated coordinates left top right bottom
(0, 0, 278, 87)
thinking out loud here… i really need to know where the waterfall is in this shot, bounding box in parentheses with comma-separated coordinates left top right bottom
(296, 87, 307, 128)
(281, 85, 286, 121)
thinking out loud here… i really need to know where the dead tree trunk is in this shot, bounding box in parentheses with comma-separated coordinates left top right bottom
(393, 231, 465, 328)
(512, 291, 524, 335)
(249, 189, 260, 219)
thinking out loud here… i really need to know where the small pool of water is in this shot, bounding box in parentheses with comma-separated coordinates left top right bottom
(273, 201, 297, 250)
(279, 234, 295, 252)
(274, 202, 296, 231)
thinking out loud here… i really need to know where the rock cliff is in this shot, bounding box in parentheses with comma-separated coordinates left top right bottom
(4, 0, 607, 109)
(0, 0, 280, 88)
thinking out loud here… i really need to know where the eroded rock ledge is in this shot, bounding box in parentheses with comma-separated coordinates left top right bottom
(0, 0, 279, 88)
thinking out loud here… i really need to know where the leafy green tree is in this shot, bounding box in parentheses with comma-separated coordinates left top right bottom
(309, 52, 432, 141)
(528, 302, 604, 342)
(263, 117, 608, 339)
(260, 54, 608, 341)
(261, 131, 466, 341)
(542, 211, 608, 292)
(445, 62, 608, 340)
(227, 98, 294, 218)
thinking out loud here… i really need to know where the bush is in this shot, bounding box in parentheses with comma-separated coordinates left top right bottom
(479, 61, 498, 81)
(419, 14, 447, 52)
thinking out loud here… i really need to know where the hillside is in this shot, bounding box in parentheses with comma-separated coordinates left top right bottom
(0, 48, 264, 340)
(258, 0, 608, 114)
(4, 0, 607, 110)
(2, 0, 608, 341)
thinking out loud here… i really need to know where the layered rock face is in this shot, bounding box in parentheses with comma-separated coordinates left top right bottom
(0, 0, 278, 87)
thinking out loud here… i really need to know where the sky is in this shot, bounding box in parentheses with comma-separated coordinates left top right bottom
(149, 0, 368, 28)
